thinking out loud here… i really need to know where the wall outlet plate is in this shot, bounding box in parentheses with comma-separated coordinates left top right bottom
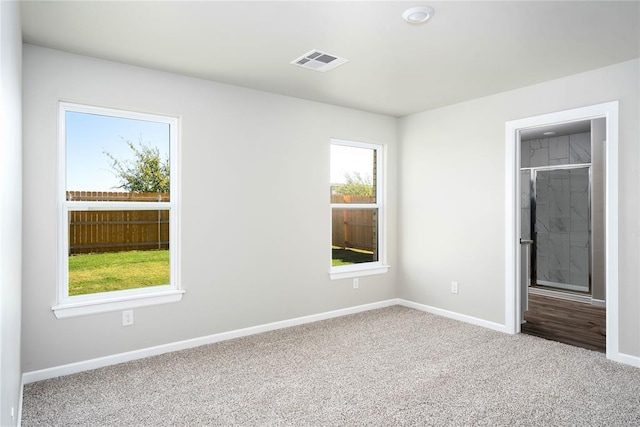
(451, 281, 459, 294)
(122, 310, 134, 326)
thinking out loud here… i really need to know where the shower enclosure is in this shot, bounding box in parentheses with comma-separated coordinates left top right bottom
(522, 166, 591, 293)
(520, 131, 593, 296)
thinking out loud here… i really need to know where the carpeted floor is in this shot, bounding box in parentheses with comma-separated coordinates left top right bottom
(22, 306, 640, 426)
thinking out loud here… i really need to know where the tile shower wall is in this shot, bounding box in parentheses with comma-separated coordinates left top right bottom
(521, 132, 591, 167)
(521, 132, 591, 291)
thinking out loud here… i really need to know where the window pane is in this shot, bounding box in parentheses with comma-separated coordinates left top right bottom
(331, 208, 378, 266)
(66, 111, 170, 200)
(330, 144, 376, 204)
(68, 209, 170, 296)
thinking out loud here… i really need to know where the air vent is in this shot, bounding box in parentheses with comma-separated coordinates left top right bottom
(291, 49, 348, 72)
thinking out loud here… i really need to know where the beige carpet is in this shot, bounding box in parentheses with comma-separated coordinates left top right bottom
(22, 306, 640, 426)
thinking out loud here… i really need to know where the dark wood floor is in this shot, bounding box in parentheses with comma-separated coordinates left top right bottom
(521, 294, 606, 352)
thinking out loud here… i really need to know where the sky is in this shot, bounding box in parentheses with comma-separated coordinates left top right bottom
(66, 111, 170, 192)
(330, 144, 374, 185)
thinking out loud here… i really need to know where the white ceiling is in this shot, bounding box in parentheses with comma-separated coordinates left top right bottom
(20, 1, 640, 117)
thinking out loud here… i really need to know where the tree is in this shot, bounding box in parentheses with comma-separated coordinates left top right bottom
(335, 172, 373, 197)
(104, 136, 170, 193)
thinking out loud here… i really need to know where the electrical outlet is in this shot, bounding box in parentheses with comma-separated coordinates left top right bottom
(122, 310, 134, 326)
(353, 278, 359, 289)
(451, 281, 459, 294)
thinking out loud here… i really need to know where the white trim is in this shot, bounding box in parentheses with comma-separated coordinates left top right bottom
(64, 201, 172, 210)
(329, 138, 388, 276)
(528, 286, 592, 304)
(52, 290, 184, 319)
(330, 138, 379, 151)
(17, 379, 24, 426)
(23, 299, 399, 384)
(329, 263, 390, 280)
(536, 280, 589, 293)
(56, 102, 181, 316)
(591, 299, 606, 308)
(504, 117, 521, 335)
(608, 352, 640, 368)
(504, 101, 620, 362)
(397, 299, 509, 333)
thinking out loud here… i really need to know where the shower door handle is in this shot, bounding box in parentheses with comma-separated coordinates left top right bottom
(520, 239, 534, 244)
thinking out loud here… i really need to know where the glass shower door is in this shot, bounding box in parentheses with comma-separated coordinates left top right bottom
(533, 167, 590, 293)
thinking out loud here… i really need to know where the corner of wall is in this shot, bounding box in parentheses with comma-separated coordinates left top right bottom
(0, 1, 23, 425)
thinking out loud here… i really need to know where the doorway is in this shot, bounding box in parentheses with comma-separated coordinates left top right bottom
(504, 101, 619, 361)
(518, 123, 605, 351)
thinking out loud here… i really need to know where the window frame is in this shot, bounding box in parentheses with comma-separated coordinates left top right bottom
(53, 102, 183, 319)
(329, 138, 389, 280)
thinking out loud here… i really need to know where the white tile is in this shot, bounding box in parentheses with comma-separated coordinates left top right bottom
(549, 236, 570, 270)
(549, 217, 570, 232)
(530, 147, 549, 167)
(549, 269, 570, 284)
(571, 218, 589, 232)
(521, 141, 531, 167)
(536, 233, 548, 254)
(549, 135, 569, 159)
(570, 169, 589, 191)
(570, 246, 589, 273)
(569, 132, 591, 164)
(535, 204, 549, 233)
(529, 138, 544, 149)
(571, 192, 589, 220)
(521, 171, 531, 208)
(521, 209, 530, 239)
(549, 187, 570, 219)
(570, 231, 589, 247)
(536, 178, 548, 205)
(570, 246, 589, 288)
(537, 254, 549, 281)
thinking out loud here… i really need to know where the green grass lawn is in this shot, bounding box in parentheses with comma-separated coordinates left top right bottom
(68, 250, 169, 296)
(332, 246, 375, 266)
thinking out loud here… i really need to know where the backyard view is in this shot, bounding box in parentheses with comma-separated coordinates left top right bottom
(68, 250, 169, 296)
(65, 109, 172, 297)
(330, 143, 379, 266)
(331, 246, 375, 266)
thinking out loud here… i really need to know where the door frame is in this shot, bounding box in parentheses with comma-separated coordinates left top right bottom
(504, 101, 619, 362)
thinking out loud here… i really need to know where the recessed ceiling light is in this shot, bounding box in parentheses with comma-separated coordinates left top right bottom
(543, 131, 556, 136)
(402, 6, 435, 24)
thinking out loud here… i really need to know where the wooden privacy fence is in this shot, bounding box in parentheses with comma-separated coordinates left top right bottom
(331, 194, 377, 254)
(67, 191, 169, 255)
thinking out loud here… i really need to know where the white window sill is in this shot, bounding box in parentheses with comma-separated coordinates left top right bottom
(52, 289, 185, 319)
(329, 264, 390, 280)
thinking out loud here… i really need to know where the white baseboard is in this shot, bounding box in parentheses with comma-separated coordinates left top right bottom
(609, 351, 640, 368)
(22, 297, 639, 386)
(397, 299, 509, 333)
(22, 299, 399, 384)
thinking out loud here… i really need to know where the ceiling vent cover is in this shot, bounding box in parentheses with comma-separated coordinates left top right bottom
(291, 50, 348, 72)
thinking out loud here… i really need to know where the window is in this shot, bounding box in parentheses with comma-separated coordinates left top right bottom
(330, 139, 388, 279)
(53, 103, 182, 318)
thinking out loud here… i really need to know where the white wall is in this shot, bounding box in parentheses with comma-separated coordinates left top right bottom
(21, 45, 398, 372)
(398, 59, 640, 357)
(0, 1, 22, 425)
